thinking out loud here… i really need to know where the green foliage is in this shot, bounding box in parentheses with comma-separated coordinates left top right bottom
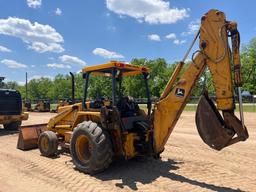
(241, 38, 256, 94)
(52, 74, 72, 99)
(29, 78, 53, 99)
(87, 76, 112, 99)
(3, 36, 256, 102)
(123, 58, 177, 98)
(122, 58, 147, 98)
(1, 59, 215, 101)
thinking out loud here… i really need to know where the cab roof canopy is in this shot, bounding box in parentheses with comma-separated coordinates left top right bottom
(82, 61, 150, 77)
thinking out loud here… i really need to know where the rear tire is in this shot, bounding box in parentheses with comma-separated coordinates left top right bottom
(38, 131, 58, 157)
(70, 121, 113, 174)
(4, 121, 21, 130)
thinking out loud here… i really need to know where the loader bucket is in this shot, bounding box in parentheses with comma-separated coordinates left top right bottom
(17, 124, 46, 150)
(195, 93, 235, 150)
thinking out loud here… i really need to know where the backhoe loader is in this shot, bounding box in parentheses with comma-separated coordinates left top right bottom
(18, 9, 248, 174)
(32, 100, 51, 112)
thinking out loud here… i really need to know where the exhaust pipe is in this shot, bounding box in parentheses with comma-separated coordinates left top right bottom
(70, 72, 75, 104)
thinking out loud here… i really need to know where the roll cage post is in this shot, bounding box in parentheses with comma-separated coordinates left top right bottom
(82, 69, 152, 114)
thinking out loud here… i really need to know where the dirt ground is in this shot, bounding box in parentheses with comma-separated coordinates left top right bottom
(0, 111, 255, 192)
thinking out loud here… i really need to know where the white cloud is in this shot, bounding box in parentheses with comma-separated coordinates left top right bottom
(182, 19, 200, 36)
(59, 55, 86, 66)
(0, 45, 11, 52)
(173, 39, 186, 45)
(47, 63, 71, 69)
(55, 8, 62, 16)
(29, 42, 64, 53)
(0, 17, 64, 53)
(17, 81, 26, 86)
(29, 75, 53, 81)
(1, 59, 27, 68)
(165, 32, 185, 45)
(165, 33, 176, 40)
(92, 48, 124, 59)
(106, 0, 189, 24)
(148, 34, 161, 41)
(27, 0, 42, 9)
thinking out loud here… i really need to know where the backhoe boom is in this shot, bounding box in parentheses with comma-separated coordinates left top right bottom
(153, 9, 248, 154)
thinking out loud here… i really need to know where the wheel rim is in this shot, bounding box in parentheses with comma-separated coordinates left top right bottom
(75, 135, 91, 164)
(40, 136, 49, 152)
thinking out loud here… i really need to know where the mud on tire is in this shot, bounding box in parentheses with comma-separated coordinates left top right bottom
(70, 121, 113, 174)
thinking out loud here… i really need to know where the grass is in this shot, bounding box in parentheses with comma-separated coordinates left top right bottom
(237, 104, 256, 112)
(50, 104, 58, 110)
(43, 103, 255, 113)
(139, 103, 256, 112)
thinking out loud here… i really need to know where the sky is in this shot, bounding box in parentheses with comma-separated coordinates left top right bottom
(0, 0, 255, 84)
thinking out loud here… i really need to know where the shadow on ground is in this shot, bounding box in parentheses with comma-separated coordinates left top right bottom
(0, 128, 18, 136)
(95, 157, 244, 192)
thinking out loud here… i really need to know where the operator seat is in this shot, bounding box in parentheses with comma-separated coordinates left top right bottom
(117, 96, 139, 117)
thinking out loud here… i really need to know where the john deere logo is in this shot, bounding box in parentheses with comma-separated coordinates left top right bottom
(175, 88, 185, 97)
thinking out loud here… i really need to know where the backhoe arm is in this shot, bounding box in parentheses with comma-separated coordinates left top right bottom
(153, 9, 248, 154)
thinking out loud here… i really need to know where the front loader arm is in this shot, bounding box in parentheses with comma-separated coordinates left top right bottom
(153, 9, 248, 154)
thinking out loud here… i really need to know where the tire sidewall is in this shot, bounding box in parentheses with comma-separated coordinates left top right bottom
(70, 126, 96, 172)
(70, 121, 112, 174)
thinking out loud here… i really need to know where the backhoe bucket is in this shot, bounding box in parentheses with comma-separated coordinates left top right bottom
(17, 124, 46, 150)
(195, 93, 235, 150)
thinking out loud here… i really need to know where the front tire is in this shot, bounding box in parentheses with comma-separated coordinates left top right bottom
(38, 131, 58, 157)
(4, 121, 21, 130)
(70, 121, 113, 174)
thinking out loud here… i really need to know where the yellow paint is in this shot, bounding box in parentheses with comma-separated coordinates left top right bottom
(153, 9, 237, 154)
(82, 61, 149, 76)
(0, 112, 28, 124)
(75, 135, 91, 163)
(124, 133, 137, 158)
(40, 135, 49, 151)
(46, 100, 100, 132)
(160, 61, 184, 99)
(39, 10, 242, 159)
(64, 131, 72, 143)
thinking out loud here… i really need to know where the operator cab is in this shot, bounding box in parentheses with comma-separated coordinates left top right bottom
(82, 61, 151, 132)
(82, 61, 151, 114)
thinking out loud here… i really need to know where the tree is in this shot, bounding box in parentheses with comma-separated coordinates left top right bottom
(4, 41, 256, 102)
(87, 75, 112, 99)
(122, 58, 177, 98)
(27, 77, 53, 100)
(241, 38, 256, 94)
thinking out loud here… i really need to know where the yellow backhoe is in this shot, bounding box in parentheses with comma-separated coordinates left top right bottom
(18, 9, 248, 174)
